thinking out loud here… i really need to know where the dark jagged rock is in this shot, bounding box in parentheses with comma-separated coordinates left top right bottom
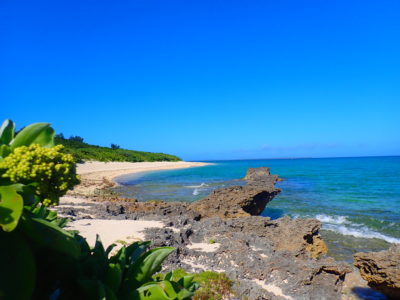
(189, 167, 281, 218)
(354, 245, 400, 299)
(144, 215, 347, 299)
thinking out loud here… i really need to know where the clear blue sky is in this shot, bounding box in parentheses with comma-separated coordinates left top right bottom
(1, 0, 399, 160)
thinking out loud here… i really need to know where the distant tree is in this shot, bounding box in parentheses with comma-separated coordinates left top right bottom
(55, 133, 65, 140)
(111, 143, 120, 150)
(69, 136, 84, 143)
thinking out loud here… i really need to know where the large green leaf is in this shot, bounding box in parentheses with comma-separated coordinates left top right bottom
(10, 123, 55, 149)
(0, 232, 36, 300)
(120, 247, 175, 297)
(125, 241, 151, 264)
(32, 126, 55, 148)
(20, 214, 80, 259)
(0, 185, 24, 232)
(0, 119, 15, 145)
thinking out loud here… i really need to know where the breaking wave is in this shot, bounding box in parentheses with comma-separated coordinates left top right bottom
(185, 183, 209, 196)
(314, 214, 400, 244)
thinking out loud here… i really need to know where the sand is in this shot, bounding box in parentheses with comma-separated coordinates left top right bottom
(77, 161, 210, 182)
(72, 161, 210, 195)
(66, 219, 164, 249)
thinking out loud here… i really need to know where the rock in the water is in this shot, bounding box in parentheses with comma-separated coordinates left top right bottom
(189, 185, 280, 218)
(189, 167, 281, 218)
(244, 167, 280, 186)
(353, 244, 400, 299)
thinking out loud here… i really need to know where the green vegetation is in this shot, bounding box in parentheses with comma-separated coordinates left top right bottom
(0, 120, 197, 299)
(55, 134, 181, 163)
(155, 269, 234, 300)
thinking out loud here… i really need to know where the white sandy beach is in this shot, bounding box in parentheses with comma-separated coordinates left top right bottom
(63, 160, 209, 247)
(77, 161, 210, 182)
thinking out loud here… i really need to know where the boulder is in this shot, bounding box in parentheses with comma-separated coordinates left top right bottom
(189, 167, 281, 218)
(189, 185, 280, 218)
(244, 167, 280, 186)
(353, 244, 400, 299)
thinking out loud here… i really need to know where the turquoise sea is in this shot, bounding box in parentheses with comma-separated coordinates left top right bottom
(115, 156, 400, 261)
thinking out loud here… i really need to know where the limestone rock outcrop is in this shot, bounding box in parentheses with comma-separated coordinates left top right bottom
(354, 244, 400, 299)
(189, 167, 281, 218)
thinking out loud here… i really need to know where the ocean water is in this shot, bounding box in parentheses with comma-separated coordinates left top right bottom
(115, 156, 400, 261)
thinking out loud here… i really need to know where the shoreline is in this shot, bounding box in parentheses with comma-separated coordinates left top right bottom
(61, 160, 212, 251)
(77, 160, 211, 183)
(71, 161, 211, 195)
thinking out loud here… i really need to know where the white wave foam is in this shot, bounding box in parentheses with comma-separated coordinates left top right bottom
(185, 183, 208, 189)
(315, 214, 349, 225)
(186, 183, 208, 196)
(293, 214, 400, 244)
(323, 224, 400, 244)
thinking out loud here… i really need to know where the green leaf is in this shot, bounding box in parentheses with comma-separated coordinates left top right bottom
(20, 214, 80, 259)
(136, 282, 176, 300)
(0, 119, 15, 145)
(105, 263, 122, 293)
(0, 232, 36, 300)
(10, 122, 55, 149)
(33, 126, 55, 148)
(0, 185, 24, 232)
(110, 246, 127, 268)
(106, 243, 117, 257)
(77, 279, 106, 300)
(0, 144, 11, 158)
(178, 275, 195, 290)
(121, 247, 175, 295)
(93, 234, 106, 258)
(126, 241, 151, 264)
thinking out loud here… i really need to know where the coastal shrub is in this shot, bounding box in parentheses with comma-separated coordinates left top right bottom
(0, 119, 198, 300)
(55, 134, 181, 163)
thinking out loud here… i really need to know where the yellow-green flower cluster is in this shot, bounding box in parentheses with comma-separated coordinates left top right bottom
(0, 144, 80, 205)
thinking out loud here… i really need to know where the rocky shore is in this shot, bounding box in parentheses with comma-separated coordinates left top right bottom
(59, 166, 398, 299)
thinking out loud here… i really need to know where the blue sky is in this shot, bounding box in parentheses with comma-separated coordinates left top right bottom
(1, 0, 399, 160)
